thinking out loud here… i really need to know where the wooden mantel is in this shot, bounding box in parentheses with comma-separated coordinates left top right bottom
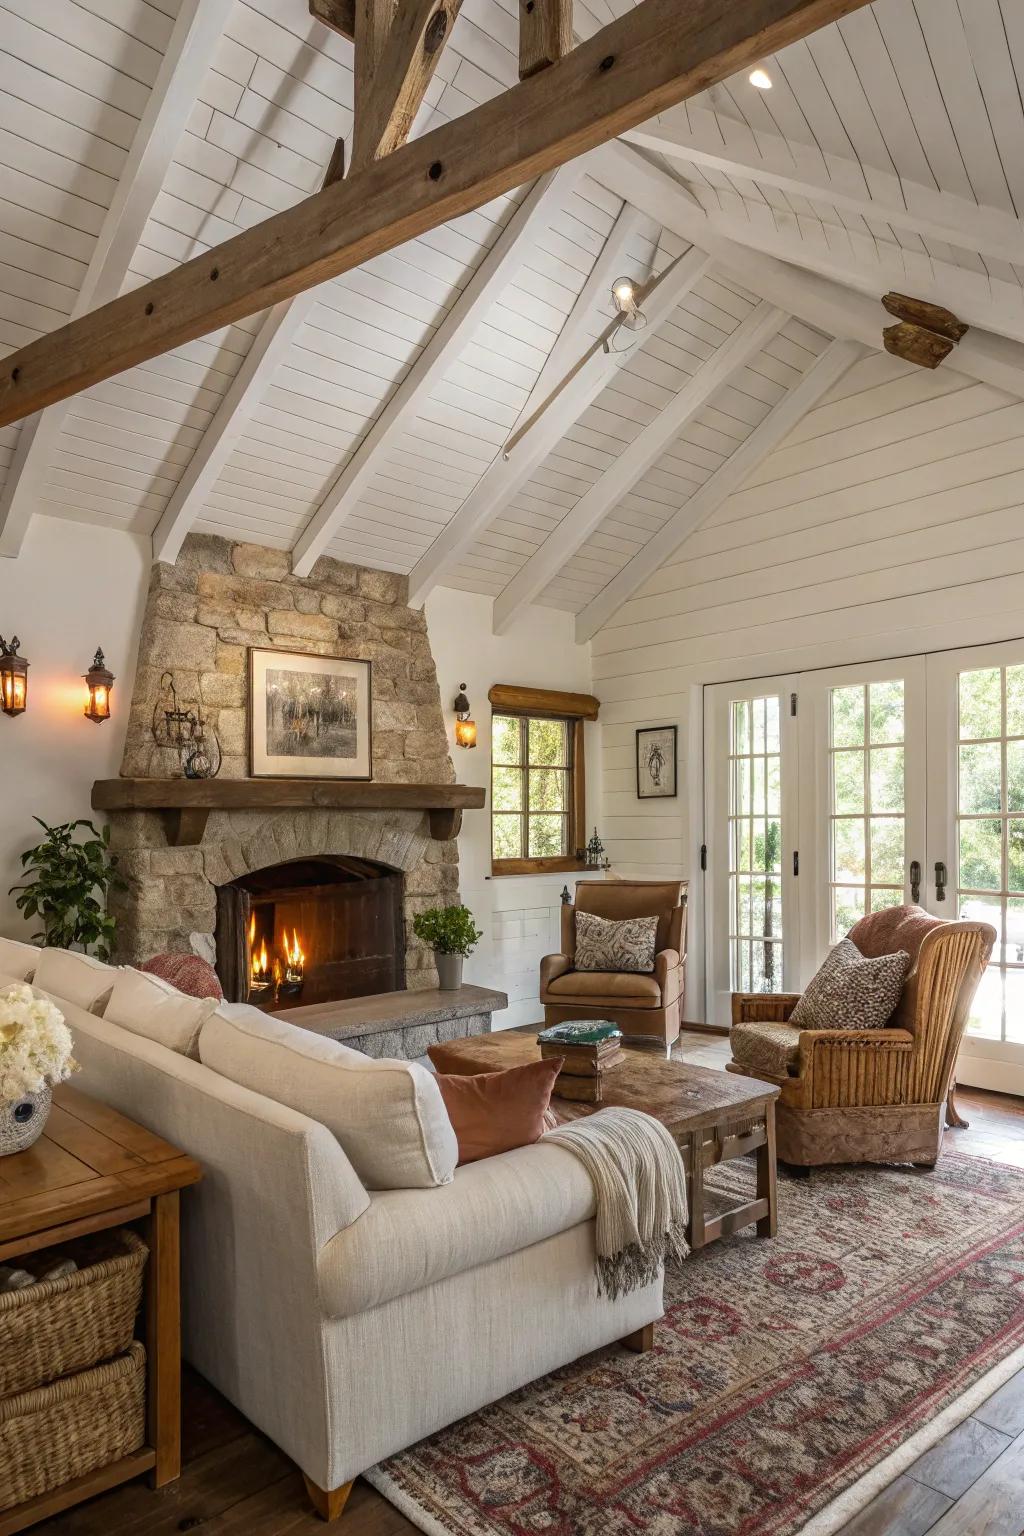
(92, 778, 485, 847)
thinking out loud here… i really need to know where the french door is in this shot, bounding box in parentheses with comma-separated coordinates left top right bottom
(705, 646, 1024, 1091)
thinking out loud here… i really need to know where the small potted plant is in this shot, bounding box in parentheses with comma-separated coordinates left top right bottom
(412, 904, 483, 991)
(0, 982, 77, 1155)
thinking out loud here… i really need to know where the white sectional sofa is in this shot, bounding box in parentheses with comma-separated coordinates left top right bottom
(0, 942, 663, 1521)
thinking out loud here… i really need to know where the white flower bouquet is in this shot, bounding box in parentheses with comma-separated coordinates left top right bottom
(0, 982, 77, 1103)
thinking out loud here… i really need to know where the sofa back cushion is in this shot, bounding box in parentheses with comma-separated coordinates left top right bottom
(199, 1005, 458, 1189)
(848, 904, 944, 967)
(33, 949, 115, 1013)
(0, 937, 40, 981)
(105, 966, 219, 1058)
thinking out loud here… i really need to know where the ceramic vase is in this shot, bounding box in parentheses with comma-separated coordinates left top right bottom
(435, 952, 464, 991)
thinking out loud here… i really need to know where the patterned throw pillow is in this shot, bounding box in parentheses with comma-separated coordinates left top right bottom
(574, 910, 658, 974)
(790, 938, 910, 1032)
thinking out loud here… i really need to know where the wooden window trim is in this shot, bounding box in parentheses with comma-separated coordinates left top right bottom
(489, 686, 598, 876)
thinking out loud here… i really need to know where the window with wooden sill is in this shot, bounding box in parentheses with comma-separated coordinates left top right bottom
(488, 685, 599, 877)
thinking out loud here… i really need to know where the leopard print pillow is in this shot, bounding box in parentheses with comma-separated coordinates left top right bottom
(574, 910, 658, 974)
(790, 937, 910, 1031)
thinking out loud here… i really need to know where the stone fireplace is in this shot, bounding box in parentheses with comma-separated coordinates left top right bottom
(101, 534, 469, 995)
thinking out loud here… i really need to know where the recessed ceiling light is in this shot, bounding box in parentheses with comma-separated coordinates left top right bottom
(749, 67, 773, 90)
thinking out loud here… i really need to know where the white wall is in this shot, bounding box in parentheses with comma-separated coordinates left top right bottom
(426, 587, 600, 1028)
(0, 517, 149, 937)
(592, 351, 1024, 1019)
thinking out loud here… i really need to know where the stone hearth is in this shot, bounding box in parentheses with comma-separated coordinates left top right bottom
(106, 534, 462, 992)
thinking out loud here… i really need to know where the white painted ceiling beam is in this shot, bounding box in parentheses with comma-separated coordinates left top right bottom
(290, 160, 586, 578)
(152, 296, 315, 566)
(594, 143, 1024, 401)
(0, 0, 235, 559)
(405, 241, 712, 607)
(574, 337, 863, 642)
(492, 297, 786, 634)
(627, 112, 1024, 269)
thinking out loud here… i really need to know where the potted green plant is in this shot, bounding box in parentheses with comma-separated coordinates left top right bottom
(9, 818, 128, 961)
(412, 904, 483, 991)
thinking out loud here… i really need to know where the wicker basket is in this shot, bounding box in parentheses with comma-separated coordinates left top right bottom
(0, 1229, 147, 1397)
(0, 1342, 146, 1511)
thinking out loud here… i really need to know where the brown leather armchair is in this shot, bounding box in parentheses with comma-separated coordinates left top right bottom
(727, 905, 995, 1168)
(540, 879, 687, 1049)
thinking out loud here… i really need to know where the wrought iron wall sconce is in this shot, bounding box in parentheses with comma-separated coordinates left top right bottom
(0, 636, 28, 717)
(84, 648, 115, 723)
(453, 683, 477, 748)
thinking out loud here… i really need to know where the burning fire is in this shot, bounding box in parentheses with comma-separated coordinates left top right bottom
(249, 914, 306, 992)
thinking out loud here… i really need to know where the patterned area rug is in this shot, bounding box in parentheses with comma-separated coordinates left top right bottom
(368, 1154, 1024, 1535)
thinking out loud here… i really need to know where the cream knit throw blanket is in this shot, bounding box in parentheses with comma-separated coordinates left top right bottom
(544, 1107, 689, 1299)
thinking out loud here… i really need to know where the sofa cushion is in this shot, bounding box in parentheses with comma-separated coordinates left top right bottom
(575, 910, 658, 974)
(790, 937, 910, 1032)
(433, 1057, 563, 1164)
(317, 1138, 596, 1317)
(200, 1004, 458, 1190)
(104, 966, 219, 1058)
(546, 970, 662, 1006)
(33, 949, 115, 1013)
(0, 937, 40, 981)
(730, 1019, 802, 1078)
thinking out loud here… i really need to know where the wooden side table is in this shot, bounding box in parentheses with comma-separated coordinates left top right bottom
(0, 1085, 201, 1535)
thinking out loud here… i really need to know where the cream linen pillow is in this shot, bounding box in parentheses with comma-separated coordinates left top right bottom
(199, 1004, 458, 1190)
(104, 966, 219, 1058)
(0, 937, 41, 980)
(33, 949, 116, 1013)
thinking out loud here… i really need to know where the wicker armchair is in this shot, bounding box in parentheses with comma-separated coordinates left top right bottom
(727, 907, 995, 1168)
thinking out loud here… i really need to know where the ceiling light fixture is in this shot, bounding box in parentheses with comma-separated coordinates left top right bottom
(610, 276, 646, 332)
(749, 66, 772, 89)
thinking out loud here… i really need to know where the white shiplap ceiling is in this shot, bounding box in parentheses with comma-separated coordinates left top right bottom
(2, 0, 1024, 638)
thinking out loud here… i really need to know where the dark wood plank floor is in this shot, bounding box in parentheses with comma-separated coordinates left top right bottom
(27, 1035, 1024, 1536)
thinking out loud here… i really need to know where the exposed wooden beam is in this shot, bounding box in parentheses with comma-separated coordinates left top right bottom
(406, 241, 712, 607)
(291, 161, 584, 576)
(310, 0, 355, 42)
(626, 112, 1024, 270)
(574, 338, 862, 641)
(594, 143, 1024, 401)
(492, 298, 786, 633)
(519, 0, 573, 79)
(0, 0, 234, 558)
(350, 0, 462, 172)
(0, 0, 877, 429)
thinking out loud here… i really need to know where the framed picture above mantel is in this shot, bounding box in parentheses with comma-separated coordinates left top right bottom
(249, 648, 372, 780)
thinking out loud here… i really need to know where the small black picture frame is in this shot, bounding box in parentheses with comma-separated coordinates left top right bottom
(636, 724, 677, 799)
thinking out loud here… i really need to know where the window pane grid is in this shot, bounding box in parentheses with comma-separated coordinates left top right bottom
(492, 713, 572, 864)
(956, 664, 1024, 1043)
(727, 696, 782, 994)
(829, 681, 906, 941)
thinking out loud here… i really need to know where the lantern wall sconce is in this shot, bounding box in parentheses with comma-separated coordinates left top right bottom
(453, 684, 477, 749)
(0, 636, 28, 718)
(84, 647, 115, 724)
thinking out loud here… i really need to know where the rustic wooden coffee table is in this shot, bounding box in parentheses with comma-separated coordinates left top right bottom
(434, 1033, 780, 1249)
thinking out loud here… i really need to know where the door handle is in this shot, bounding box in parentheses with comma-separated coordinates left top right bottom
(935, 861, 947, 902)
(910, 861, 921, 903)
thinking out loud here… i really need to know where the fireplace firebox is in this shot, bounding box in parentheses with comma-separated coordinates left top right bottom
(215, 856, 405, 1011)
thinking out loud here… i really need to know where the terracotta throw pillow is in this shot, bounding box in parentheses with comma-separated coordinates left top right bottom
(142, 953, 223, 1001)
(433, 1057, 564, 1165)
(790, 938, 910, 1032)
(574, 910, 658, 973)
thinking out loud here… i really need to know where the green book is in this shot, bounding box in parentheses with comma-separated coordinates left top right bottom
(538, 1020, 622, 1046)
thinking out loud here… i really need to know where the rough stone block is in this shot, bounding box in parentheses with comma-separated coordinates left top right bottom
(216, 642, 247, 675)
(267, 609, 339, 642)
(373, 699, 418, 732)
(143, 619, 217, 672)
(320, 594, 366, 623)
(231, 543, 292, 580)
(151, 848, 204, 877)
(215, 708, 247, 755)
(198, 571, 290, 610)
(306, 555, 359, 592)
(358, 567, 406, 604)
(200, 672, 245, 707)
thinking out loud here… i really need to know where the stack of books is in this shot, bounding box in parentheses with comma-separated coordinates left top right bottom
(537, 1020, 624, 1104)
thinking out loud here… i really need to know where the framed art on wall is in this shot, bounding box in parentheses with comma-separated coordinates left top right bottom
(249, 648, 373, 779)
(636, 724, 677, 799)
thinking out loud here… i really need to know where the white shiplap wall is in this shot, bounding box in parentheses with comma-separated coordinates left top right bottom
(590, 349, 1024, 1015)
